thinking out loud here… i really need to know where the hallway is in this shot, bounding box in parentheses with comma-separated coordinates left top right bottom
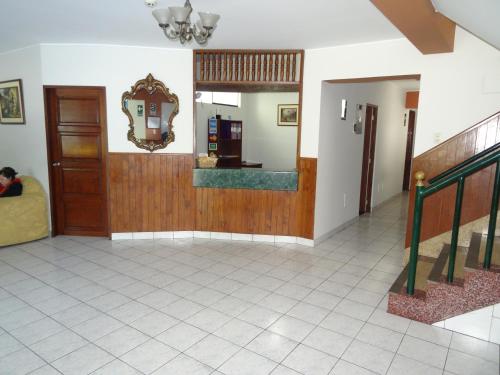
(0, 194, 497, 374)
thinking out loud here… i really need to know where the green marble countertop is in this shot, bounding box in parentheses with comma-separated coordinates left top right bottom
(193, 168, 298, 191)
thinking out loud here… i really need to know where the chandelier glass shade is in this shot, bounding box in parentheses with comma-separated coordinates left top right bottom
(152, 0, 220, 45)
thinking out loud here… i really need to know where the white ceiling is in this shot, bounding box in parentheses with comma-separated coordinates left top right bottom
(0, 0, 404, 53)
(432, 0, 500, 50)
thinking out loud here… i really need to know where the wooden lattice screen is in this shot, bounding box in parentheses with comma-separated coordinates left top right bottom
(194, 49, 303, 91)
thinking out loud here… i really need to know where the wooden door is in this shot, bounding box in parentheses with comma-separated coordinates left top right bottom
(359, 104, 378, 215)
(44, 87, 109, 237)
(402, 110, 416, 191)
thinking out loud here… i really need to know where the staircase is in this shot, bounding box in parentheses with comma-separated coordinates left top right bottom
(388, 231, 500, 324)
(388, 116, 500, 325)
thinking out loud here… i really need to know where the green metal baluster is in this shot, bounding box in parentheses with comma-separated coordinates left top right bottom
(448, 177, 465, 283)
(484, 160, 500, 269)
(407, 171, 425, 295)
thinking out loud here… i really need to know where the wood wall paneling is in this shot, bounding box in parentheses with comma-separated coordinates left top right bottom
(109, 155, 316, 239)
(405, 111, 500, 247)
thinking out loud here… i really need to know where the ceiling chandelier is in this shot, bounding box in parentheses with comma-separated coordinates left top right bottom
(148, 0, 220, 45)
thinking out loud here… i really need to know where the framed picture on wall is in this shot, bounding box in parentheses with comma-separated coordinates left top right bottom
(277, 104, 299, 126)
(147, 116, 160, 129)
(149, 102, 158, 116)
(0, 79, 26, 125)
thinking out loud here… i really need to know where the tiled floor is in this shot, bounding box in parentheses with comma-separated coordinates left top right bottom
(0, 194, 498, 375)
(435, 303, 500, 344)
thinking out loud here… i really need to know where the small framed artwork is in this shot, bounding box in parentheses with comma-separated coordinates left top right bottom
(147, 116, 160, 129)
(149, 102, 157, 116)
(137, 104, 144, 117)
(277, 104, 299, 126)
(0, 79, 26, 124)
(208, 143, 218, 151)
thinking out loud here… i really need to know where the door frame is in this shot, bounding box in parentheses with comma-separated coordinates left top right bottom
(402, 110, 417, 191)
(43, 85, 110, 237)
(359, 103, 378, 215)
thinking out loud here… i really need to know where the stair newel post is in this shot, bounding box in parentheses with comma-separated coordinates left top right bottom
(484, 160, 500, 269)
(448, 176, 465, 283)
(408, 171, 426, 295)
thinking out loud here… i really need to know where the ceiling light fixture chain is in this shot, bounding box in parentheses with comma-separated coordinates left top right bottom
(149, 0, 220, 45)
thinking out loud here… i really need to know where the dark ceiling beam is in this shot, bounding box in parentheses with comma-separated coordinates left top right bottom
(370, 0, 456, 54)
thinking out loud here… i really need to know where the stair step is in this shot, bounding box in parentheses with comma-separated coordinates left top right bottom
(390, 231, 499, 298)
(428, 244, 468, 285)
(390, 256, 436, 296)
(481, 228, 500, 236)
(465, 232, 500, 271)
(388, 230, 500, 324)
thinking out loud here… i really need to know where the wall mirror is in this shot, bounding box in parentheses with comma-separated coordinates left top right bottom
(122, 73, 179, 152)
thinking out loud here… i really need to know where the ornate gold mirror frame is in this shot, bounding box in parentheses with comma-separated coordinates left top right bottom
(122, 73, 179, 152)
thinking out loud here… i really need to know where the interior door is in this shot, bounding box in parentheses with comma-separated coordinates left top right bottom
(45, 87, 109, 236)
(359, 104, 378, 215)
(402, 110, 416, 191)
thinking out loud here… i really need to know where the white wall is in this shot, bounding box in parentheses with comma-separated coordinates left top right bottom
(302, 27, 500, 158)
(195, 92, 298, 170)
(40, 44, 193, 154)
(314, 81, 409, 239)
(244, 92, 298, 170)
(372, 86, 411, 207)
(0, 43, 193, 222)
(0, 45, 49, 195)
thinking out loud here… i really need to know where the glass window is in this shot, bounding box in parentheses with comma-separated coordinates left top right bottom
(212, 92, 240, 107)
(195, 91, 213, 104)
(195, 91, 241, 107)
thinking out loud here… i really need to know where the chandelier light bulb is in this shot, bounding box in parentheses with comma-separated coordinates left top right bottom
(152, 0, 219, 45)
(152, 9, 171, 25)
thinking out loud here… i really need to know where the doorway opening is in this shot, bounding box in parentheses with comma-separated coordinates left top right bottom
(359, 104, 378, 215)
(403, 109, 417, 191)
(318, 74, 420, 219)
(44, 86, 109, 237)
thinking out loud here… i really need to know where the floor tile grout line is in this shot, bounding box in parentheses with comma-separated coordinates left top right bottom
(1, 194, 498, 374)
(1, 260, 400, 367)
(0, 252, 207, 372)
(0, 328, 56, 374)
(213, 345, 282, 375)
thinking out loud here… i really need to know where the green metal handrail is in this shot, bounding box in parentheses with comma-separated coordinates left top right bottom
(428, 143, 500, 184)
(407, 150, 500, 295)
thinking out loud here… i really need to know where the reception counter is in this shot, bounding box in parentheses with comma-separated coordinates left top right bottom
(192, 168, 298, 191)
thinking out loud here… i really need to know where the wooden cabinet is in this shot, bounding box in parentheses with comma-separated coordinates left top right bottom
(208, 118, 242, 167)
